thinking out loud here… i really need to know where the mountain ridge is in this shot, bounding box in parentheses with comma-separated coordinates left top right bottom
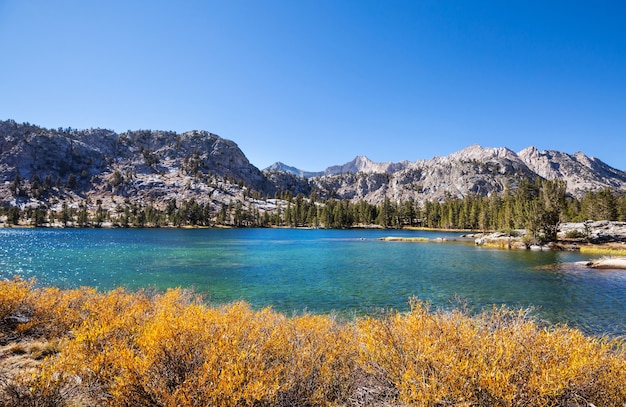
(269, 144, 624, 180)
(1, 120, 625, 215)
(264, 144, 626, 202)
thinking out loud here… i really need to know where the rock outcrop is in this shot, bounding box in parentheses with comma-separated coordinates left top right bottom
(583, 257, 626, 269)
(558, 221, 626, 243)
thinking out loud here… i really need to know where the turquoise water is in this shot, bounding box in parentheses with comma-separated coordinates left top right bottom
(1, 228, 625, 336)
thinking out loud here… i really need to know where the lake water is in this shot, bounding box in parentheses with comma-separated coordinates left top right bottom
(1, 228, 625, 336)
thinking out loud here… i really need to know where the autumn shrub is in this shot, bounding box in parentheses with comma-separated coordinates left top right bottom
(357, 298, 626, 406)
(30, 287, 357, 406)
(16, 285, 98, 339)
(0, 276, 100, 342)
(2, 279, 625, 406)
(0, 276, 33, 323)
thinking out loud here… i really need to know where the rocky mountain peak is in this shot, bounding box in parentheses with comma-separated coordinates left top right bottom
(265, 155, 409, 179)
(264, 162, 318, 178)
(322, 155, 409, 176)
(449, 144, 519, 162)
(518, 145, 540, 159)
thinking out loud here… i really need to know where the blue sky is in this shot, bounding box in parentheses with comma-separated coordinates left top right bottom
(1, 1, 625, 171)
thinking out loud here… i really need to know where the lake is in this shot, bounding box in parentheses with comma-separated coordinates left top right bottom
(1, 227, 625, 336)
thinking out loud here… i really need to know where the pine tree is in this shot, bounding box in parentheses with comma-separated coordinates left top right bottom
(95, 202, 105, 227)
(539, 179, 566, 241)
(77, 203, 88, 227)
(66, 173, 78, 190)
(596, 188, 618, 220)
(9, 173, 20, 195)
(7, 207, 20, 225)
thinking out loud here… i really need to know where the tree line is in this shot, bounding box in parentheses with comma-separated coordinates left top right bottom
(2, 179, 626, 241)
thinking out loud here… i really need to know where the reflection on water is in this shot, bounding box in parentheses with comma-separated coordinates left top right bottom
(0, 228, 624, 336)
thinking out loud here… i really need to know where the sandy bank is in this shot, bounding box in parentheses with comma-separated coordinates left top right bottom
(581, 257, 626, 270)
(379, 236, 430, 242)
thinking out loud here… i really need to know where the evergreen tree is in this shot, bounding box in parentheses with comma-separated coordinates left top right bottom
(596, 188, 618, 220)
(618, 195, 626, 221)
(60, 203, 71, 227)
(66, 173, 78, 190)
(7, 207, 20, 225)
(376, 197, 393, 228)
(9, 173, 20, 195)
(77, 203, 88, 227)
(30, 174, 42, 199)
(32, 207, 47, 227)
(539, 179, 566, 241)
(501, 183, 514, 230)
(43, 175, 53, 190)
(403, 198, 416, 226)
(95, 202, 105, 227)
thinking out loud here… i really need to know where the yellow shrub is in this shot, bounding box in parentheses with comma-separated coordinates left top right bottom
(16, 285, 97, 338)
(357, 299, 626, 406)
(2, 279, 625, 406)
(41, 289, 357, 406)
(0, 276, 33, 321)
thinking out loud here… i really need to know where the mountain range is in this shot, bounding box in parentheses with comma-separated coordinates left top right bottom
(1, 120, 625, 213)
(266, 144, 626, 202)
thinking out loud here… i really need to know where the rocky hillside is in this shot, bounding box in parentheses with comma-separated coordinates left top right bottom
(0, 120, 271, 212)
(517, 146, 626, 195)
(2, 120, 625, 213)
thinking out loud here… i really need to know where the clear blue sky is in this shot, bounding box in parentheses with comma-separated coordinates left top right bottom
(1, 1, 625, 171)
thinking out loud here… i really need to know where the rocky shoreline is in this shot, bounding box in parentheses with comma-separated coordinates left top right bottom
(468, 221, 626, 246)
(470, 221, 626, 269)
(382, 221, 626, 270)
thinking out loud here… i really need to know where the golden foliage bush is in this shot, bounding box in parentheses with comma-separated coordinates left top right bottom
(16, 286, 357, 406)
(18, 285, 98, 338)
(1, 279, 625, 406)
(358, 299, 626, 406)
(0, 276, 98, 341)
(0, 276, 32, 322)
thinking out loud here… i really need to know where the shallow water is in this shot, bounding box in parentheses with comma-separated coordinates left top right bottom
(1, 228, 624, 336)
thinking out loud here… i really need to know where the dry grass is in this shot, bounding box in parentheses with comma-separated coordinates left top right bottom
(481, 238, 516, 250)
(1, 277, 625, 406)
(579, 243, 626, 256)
